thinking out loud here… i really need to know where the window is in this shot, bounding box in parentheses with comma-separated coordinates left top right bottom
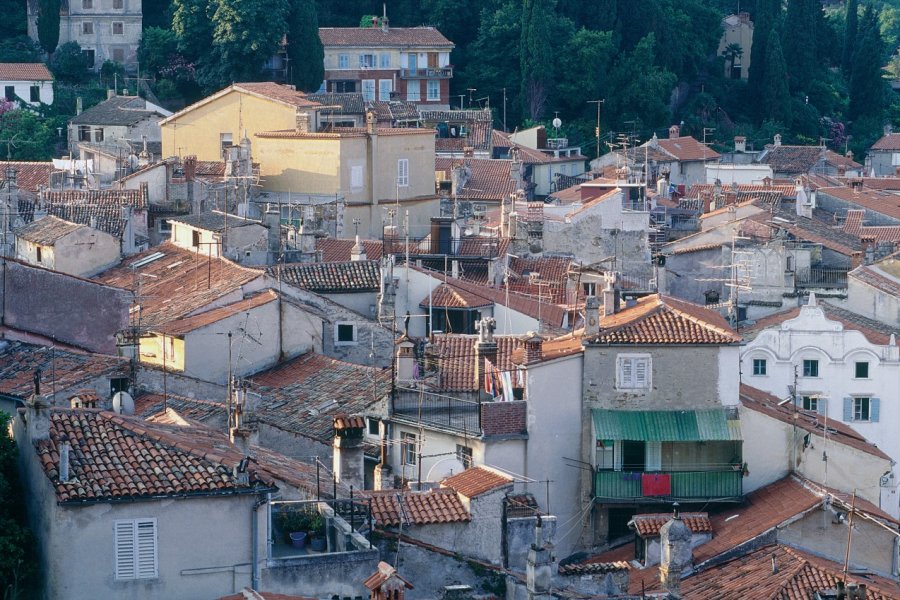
(113, 0, 123, 7)
(616, 354, 651, 390)
(361, 79, 376, 102)
(426, 80, 440, 101)
(82, 0, 92, 7)
(35, 246, 42, 263)
(397, 158, 409, 187)
(855, 361, 869, 379)
(801, 396, 820, 412)
(596, 439, 616, 470)
(157, 219, 171, 234)
(82, 49, 95, 68)
(401, 432, 417, 465)
(4, 86, 13, 101)
(110, 377, 129, 395)
(29, 85, 39, 102)
(112, 22, 124, 34)
(350, 165, 363, 191)
(82, 21, 94, 34)
(338, 54, 349, 69)
(406, 81, 420, 102)
(456, 444, 473, 469)
(379, 53, 390, 68)
(359, 53, 376, 68)
(77, 125, 90, 141)
(114, 518, 157, 580)
(367, 418, 379, 437)
(802, 359, 819, 378)
(335, 322, 357, 345)
(163, 336, 176, 362)
(853, 397, 870, 421)
(94, 127, 104, 142)
(191, 230, 200, 248)
(893, 153, 900, 167)
(752, 358, 767, 376)
(378, 79, 392, 101)
(112, 48, 125, 63)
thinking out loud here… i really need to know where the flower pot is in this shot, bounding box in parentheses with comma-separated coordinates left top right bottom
(309, 537, 326, 552)
(289, 531, 307, 549)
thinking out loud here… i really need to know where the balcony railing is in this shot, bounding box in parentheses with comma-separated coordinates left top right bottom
(594, 469, 743, 502)
(794, 267, 848, 289)
(391, 388, 481, 435)
(400, 66, 453, 79)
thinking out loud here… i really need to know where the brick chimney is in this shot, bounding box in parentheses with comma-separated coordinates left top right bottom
(474, 317, 498, 391)
(365, 561, 412, 600)
(584, 296, 600, 337)
(296, 110, 311, 134)
(333, 415, 365, 491)
(659, 505, 692, 599)
(601, 273, 621, 317)
(526, 515, 554, 599)
(668, 124, 680, 139)
(521, 331, 543, 364)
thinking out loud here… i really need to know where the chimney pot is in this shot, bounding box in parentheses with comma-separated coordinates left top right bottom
(59, 440, 70, 483)
(585, 296, 600, 337)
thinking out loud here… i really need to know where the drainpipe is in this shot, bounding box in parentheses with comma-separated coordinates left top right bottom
(251, 493, 267, 590)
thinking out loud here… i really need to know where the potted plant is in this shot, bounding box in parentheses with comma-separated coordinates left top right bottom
(308, 514, 327, 552)
(275, 509, 313, 548)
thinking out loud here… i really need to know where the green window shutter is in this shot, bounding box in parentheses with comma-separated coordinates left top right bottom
(843, 397, 852, 421)
(871, 398, 880, 423)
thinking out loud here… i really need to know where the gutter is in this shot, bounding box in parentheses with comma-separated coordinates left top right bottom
(56, 484, 278, 507)
(251, 491, 268, 590)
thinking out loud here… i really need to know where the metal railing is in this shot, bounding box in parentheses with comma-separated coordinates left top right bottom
(391, 388, 481, 435)
(594, 469, 743, 502)
(794, 267, 848, 289)
(383, 235, 504, 259)
(400, 66, 453, 78)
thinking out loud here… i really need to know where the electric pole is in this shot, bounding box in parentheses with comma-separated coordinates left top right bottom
(588, 99, 604, 159)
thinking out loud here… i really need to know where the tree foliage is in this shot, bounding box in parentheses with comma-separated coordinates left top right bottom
(520, 0, 560, 120)
(762, 30, 793, 126)
(36, 0, 60, 56)
(843, 0, 859, 74)
(849, 5, 887, 121)
(49, 41, 90, 83)
(286, 0, 324, 92)
(0, 36, 43, 63)
(0, 411, 37, 599)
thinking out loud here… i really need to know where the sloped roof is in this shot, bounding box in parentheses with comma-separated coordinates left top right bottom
(757, 145, 825, 174)
(157, 290, 278, 336)
(824, 149, 862, 170)
(492, 130, 586, 165)
(428, 333, 522, 392)
(70, 95, 166, 126)
(849, 259, 900, 297)
(41, 188, 147, 210)
(506, 256, 572, 304)
(308, 92, 366, 114)
(842, 209, 900, 243)
(316, 238, 383, 262)
(363, 562, 414, 592)
(36, 409, 274, 503)
(248, 353, 391, 446)
(160, 83, 320, 126)
(630, 512, 712, 537)
(870, 132, 900, 151)
(168, 211, 263, 233)
(0, 161, 52, 194)
(42, 204, 127, 238)
(319, 26, 453, 48)
(585, 294, 741, 345)
(94, 242, 264, 329)
(741, 300, 897, 345)
(435, 158, 514, 201)
(269, 260, 381, 293)
(818, 186, 900, 221)
(418, 282, 493, 309)
(14, 215, 83, 244)
(654, 136, 720, 162)
(360, 489, 470, 527)
(0, 63, 52, 81)
(441, 466, 513, 498)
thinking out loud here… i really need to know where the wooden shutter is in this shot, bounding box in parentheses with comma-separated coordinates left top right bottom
(135, 519, 158, 579)
(843, 397, 852, 421)
(114, 520, 136, 580)
(635, 358, 649, 388)
(620, 358, 633, 388)
(870, 398, 880, 423)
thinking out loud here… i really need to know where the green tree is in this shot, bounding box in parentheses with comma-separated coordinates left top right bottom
(286, 0, 324, 92)
(139, 27, 179, 76)
(0, 411, 37, 599)
(849, 5, 886, 121)
(748, 0, 781, 103)
(555, 28, 614, 119)
(172, 0, 214, 62)
(762, 30, 792, 126)
(49, 41, 90, 82)
(520, 0, 558, 120)
(36, 0, 60, 56)
(0, 110, 58, 159)
(842, 0, 859, 74)
(606, 33, 676, 129)
(722, 42, 744, 79)
(0, 0, 27, 39)
(782, 0, 820, 92)
(0, 36, 42, 63)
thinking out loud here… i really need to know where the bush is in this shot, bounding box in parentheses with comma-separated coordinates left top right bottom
(50, 42, 90, 83)
(0, 36, 42, 63)
(0, 411, 38, 598)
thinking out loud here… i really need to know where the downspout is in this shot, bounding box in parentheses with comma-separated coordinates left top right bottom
(251, 492, 267, 590)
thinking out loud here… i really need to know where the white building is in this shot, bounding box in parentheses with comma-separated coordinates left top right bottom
(0, 63, 53, 106)
(740, 295, 900, 514)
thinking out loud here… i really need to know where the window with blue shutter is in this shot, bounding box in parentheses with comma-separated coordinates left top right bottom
(871, 398, 880, 422)
(843, 397, 852, 421)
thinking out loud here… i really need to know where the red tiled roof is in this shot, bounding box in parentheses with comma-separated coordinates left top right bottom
(94, 242, 264, 329)
(0, 161, 53, 193)
(233, 82, 320, 108)
(492, 130, 586, 165)
(42, 188, 147, 210)
(315, 238, 384, 262)
(360, 489, 470, 527)
(441, 466, 513, 498)
(850, 260, 900, 297)
(630, 512, 712, 537)
(558, 560, 630, 576)
(842, 209, 900, 243)
(419, 282, 493, 309)
(824, 149, 862, 170)
(435, 158, 515, 202)
(268, 260, 381, 293)
(0, 63, 52, 81)
(14, 215, 83, 244)
(319, 26, 453, 48)
(363, 561, 414, 592)
(429, 334, 522, 391)
(818, 186, 900, 221)
(740, 384, 891, 460)
(870, 132, 900, 151)
(506, 256, 572, 304)
(37, 409, 274, 503)
(845, 177, 900, 190)
(157, 290, 277, 335)
(686, 183, 797, 199)
(758, 145, 826, 174)
(586, 294, 741, 345)
(654, 136, 720, 162)
(0, 341, 127, 399)
(333, 414, 365, 430)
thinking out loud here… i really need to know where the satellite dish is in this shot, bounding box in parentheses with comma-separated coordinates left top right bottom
(552, 117, 562, 129)
(112, 391, 135, 416)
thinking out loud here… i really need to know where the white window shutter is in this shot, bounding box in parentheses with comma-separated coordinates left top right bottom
(635, 358, 648, 388)
(620, 358, 633, 388)
(871, 398, 880, 423)
(136, 519, 158, 579)
(114, 520, 136, 580)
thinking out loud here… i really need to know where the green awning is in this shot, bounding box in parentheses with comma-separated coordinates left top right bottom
(591, 409, 742, 442)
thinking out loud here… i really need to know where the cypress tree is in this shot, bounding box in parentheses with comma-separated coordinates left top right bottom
(286, 0, 324, 92)
(520, 0, 556, 120)
(748, 0, 780, 105)
(36, 0, 60, 56)
(763, 29, 792, 126)
(781, 0, 819, 92)
(842, 0, 858, 75)
(848, 5, 885, 120)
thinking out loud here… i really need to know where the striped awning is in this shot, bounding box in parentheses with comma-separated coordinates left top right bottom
(592, 409, 742, 442)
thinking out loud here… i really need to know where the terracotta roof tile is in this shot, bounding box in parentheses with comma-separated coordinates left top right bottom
(0, 63, 52, 80)
(333, 414, 365, 430)
(558, 561, 630, 576)
(506, 256, 572, 304)
(654, 136, 720, 162)
(435, 158, 515, 202)
(316, 238, 384, 262)
(14, 215, 83, 244)
(686, 183, 797, 200)
(824, 149, 862, 170)
(360, 489, 470, 527)
(42, 188, 147, 210)
(40, 203, 128, 238)
(850, 260, 900, 297)
(157, 290, 278, 335)
(269, 260, 381, 293)
(0, 161, 53, 194)
(758, 145, 826, 174)
(842, 210, 900, 243)
(418, 282, 493, 310)
(319, 27, 453, 48)
(630, 512, 712, 537)
(429, 334, 522, 392)
(871, 132, 900, 151)
(233, 82, 320, 108)
(818, 186, 900, 221)
(441, 466, 512, 498)
(362, 562, 414, 592)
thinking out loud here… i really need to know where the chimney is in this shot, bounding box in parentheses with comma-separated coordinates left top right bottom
(366, 110, 377, 135)
(365, 561, 412, 600)
(374, 419, 393, 490)
(668, 124, 680, 139)
(521, 331, 543, 364)
(659, 505, 692, 599)
(381, 3, 389, 32)
(333, 415, 365, 491)
(885, 124, 893, 137)
(183, 155, 197, 181)
(296, 111, 311, 134)
(474, 317, 498, 391)
(734, 136, 746, 153)
(59, 440, 70, 483)
(121, 205, 137, 254)
(585, 296, 600, 337)
(774, 133, 782, 147)
(601, 273, 621, 317)
(526, 515, 554, 598)
(396, 337, 416, 382)
(27, 394, 51, 442)
(76, 96, 83, 115)
(107, 88, 116, 100)
(351, 235, 367, 261)
(230, 421, 258, 456)
(265, 203, 281, 259)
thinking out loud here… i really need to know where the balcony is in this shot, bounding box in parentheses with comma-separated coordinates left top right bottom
(400, 66, 453, 79)
(391, 388, 481, 435)
(594, 469, 743, 503)
(794, 267, 848, 289)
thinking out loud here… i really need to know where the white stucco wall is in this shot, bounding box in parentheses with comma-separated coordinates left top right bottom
(1, 79, 53, 106)
(846, 275, 900, 327)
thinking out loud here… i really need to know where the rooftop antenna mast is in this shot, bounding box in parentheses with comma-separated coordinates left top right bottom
(696, 234, 753, 328)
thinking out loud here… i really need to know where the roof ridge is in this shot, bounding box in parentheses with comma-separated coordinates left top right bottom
(661, 297, 739, 340)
